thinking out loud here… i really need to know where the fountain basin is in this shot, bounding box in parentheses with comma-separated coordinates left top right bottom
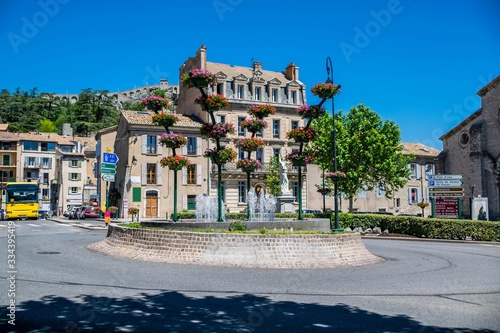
(87, 224, 384, 269)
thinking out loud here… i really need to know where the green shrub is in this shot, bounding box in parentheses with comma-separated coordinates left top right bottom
(259, 228, 268, 234)
(229, 220, 247, 231)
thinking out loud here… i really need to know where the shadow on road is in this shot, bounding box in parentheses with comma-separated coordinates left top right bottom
(2, 291, 495, 332)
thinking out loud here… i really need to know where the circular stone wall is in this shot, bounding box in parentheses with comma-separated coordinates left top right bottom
(87, 224, 384, 269)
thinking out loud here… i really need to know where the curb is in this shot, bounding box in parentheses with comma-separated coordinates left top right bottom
(361, 235, 500, 246)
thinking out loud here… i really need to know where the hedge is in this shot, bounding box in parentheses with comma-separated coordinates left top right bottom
(337, 213, 500, 241)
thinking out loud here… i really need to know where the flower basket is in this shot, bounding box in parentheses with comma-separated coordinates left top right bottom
(151, 112, 178, 128)
(286, 127, 317, 142)
(181, 68, 218, 88)
(325, 171, 346, 182)
(297, 105, 327, 119)
(160, 155, 190, 171)
(204, 148, 237, 165)
(240, 118, 267, 134)
(128, 207, 139, 215)
(140, 95, 170, 111)
(160, 133, 187, 149)
(287, 151, 315, 166)
(109, 206, 118, 213)
(248, 104, 276, 118)
(417, 201, 430, 208)
(235, 137, 265, 151)
(200, 122, 235, 139)
(236, 158, 262, 172)
(194, 94, 229, 111)
(311, 82, 341, 99)
(317, 188, 331, 195)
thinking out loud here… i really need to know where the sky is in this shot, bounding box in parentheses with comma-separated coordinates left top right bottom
(1, 0, 499, 150)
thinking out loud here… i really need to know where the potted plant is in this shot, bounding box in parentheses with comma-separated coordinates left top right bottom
(160, 155, 190, 171)
(151, 112, 178, 128)
(181, 68, 218, 88)
(235, 137, 265, 151)
(325, 171, 347, 182)
(240, 118, 267, 134)
(297, 105, 327, 119)
(236, 159, 262, 173)
(159, 133, 188, 149)
(247, 104, 276, 118)
(286, 151, 315, 166)
(316, 187, 331, 196)
(310, 82, 341, 99)
(194, 94, 229, 111)
(286, 127, 317, 142)
(140, 95, 170, 111)
(200, 122, 235, 139)
(203, 148, 237, 164)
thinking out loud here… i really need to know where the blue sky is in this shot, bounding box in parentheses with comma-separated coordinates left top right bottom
(1, 0, 499, 149)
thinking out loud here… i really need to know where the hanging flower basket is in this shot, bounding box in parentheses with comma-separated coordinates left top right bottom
(109, 206, 118, 213)
(200, 122, 235, 139)
(159, 133, 187, 149)
(287, 151, 315, 166)
(286, 127, 317, 142)
(203, 148, 237, 164)
(417, 201, 430, 208)
(235, 137, 265, 151)
(181, 68, 218, 88)
(247, 104, 276, 118)
(325, 171, 347, 182)
(151, 112, 178, 128)
(140, 95, 170, 112)
(194, 94, 229, 111)
(317, 188, 331, 195)
(160, 155, 190, 171)
(311, 82, 341, 99)
(240, 118, 267, 134)
(236, 159, 262, 173)
(297, 105, 327, 119)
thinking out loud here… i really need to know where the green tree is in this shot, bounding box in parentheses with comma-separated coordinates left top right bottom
(39, 118, 57, 132)
(311, 104, 412, 211)
(265, 155, 281, 197)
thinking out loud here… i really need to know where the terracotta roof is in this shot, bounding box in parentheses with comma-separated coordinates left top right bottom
(73, 135, 97, 151)
(477, 74, 500, 96)
(207, 62, 295, 84)
(0, 124, 10, 131)
(121, 110, 204, 128)
(0, 131, 18, 141)
(401, 142, 441, 157)
(17, 132, 75, 145)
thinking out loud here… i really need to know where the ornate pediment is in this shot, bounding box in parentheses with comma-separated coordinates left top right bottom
(268, 78, 282, 85)
(233, 73, 248, 81)
(286, 80, 300, 88)
(216, 71, 227, 80)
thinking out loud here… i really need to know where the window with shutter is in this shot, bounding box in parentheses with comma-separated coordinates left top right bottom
(196, 164, 202, 185)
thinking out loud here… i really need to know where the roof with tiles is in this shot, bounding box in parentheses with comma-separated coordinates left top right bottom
(0, 124, 10, 131)
(121, 110, 204, 127)
(17, 132, 75, 145)
(0, 131, 18, 141)
(73, 135, 97, 151)
(207, 62, 292, 84)
(401, 142, 440, 157)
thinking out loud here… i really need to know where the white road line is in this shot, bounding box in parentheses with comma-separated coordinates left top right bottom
(28, 224, 40, 227)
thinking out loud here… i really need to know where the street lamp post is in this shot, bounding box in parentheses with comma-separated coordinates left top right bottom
(326, 57, 342, 231)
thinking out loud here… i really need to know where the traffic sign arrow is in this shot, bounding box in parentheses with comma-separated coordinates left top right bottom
(101, 169, 116, 175)
(103, 152, 119, 164)
(102, 174, 115, 182)
(428, 174, 463, 180)
(101, 162, 117, 169)
(430, 192, 464, 197)
(428, 179, 463, 187)
(429, 187, 464, 192)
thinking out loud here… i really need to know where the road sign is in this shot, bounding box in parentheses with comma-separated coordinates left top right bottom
(434, 198, 459, 218)
(428, 179, 463, 187)
(428, 174, 462, 180)
(101, 162, 116, 169)
(103, 152, 119, 164)
(429, 187, 464, 193)
(429, 192, 464, 198)
(101, 168, 116, 175)
(102, 174, 115, 182)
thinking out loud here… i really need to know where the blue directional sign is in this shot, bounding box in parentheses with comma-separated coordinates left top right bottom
(103, 152, 119, 164)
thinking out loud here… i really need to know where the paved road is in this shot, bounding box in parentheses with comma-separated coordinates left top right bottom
(0, 220, 499, 332)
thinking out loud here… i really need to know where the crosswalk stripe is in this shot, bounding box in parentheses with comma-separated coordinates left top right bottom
(28, 223, 40, 227)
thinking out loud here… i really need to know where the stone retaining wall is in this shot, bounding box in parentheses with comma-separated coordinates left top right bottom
(87, 224, 384, 269)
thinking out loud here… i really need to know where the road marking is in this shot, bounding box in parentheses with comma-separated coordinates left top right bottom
(28, 223, 40, 227)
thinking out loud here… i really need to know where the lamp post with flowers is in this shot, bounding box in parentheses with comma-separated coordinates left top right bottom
(181, 68, 236, 222)
(141, 90, 186, 222)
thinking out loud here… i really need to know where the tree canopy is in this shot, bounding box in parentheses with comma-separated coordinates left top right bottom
(311, 104, 412, 210)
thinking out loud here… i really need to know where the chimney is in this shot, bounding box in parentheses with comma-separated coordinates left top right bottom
(196, 44, 207, 69)
(285, 62, 299, 81)
(253, 61, 263, 71)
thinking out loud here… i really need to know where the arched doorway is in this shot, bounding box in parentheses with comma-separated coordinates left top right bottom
(145, 190, 158, 218)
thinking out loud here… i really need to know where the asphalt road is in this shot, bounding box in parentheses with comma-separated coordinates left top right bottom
(0, 220, 499, 332)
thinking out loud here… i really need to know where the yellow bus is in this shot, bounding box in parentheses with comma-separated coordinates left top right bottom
(5, 182, 39, 220)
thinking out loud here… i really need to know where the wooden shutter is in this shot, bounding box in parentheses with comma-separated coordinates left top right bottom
(182, 144, 187, 155)
(408, 188, 413, 204)
(141, 163, 147, 185)
(141, 135, 147, 154)
(182, 167, 187, 185)
(157, 136, 163, 155)
(196, 164, 202, 185)
(156, 163, 162, 185)
(415, 164, 421, 180)
(182, 195, 187, 210)
(196, 137, 202, 155)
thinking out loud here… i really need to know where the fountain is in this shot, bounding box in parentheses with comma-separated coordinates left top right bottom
(195, 194, 224, 222)
(247, 188, 276, 222)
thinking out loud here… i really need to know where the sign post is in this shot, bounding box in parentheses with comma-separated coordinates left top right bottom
(101, 151, 119, 215)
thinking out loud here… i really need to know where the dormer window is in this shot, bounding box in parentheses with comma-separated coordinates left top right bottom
(254, 87, 261, 101)
(272, 89, 278, 102)
(216, 83, 224, 96)
(290, 91, 297, 104)
(237, 85, 244, 99)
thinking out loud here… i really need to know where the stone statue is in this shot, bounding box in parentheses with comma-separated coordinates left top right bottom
(279, 155, 291, 195)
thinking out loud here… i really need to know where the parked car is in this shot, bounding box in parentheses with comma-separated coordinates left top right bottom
(84, 206, 99, 218)
(296, 209, 322, 214)
(38, 210, 49, 219)
(69, 206, 85, 220)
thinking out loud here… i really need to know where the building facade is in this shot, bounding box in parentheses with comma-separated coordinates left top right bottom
(437, 75, 500, 220)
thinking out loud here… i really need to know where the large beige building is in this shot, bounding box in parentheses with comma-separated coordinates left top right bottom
(437, 75, 500, 220)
